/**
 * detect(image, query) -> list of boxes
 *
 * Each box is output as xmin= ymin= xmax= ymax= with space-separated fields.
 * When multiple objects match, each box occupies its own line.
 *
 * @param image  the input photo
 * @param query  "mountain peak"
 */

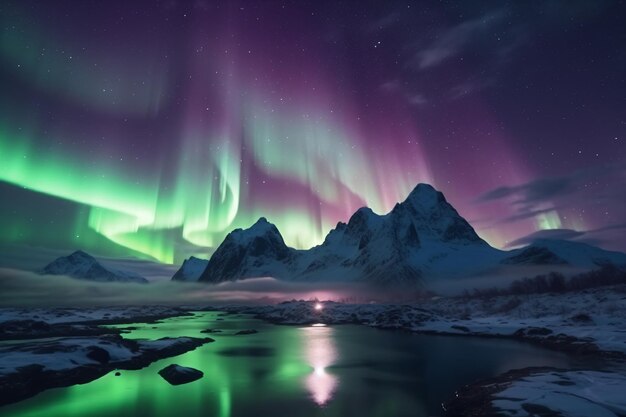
xmin=236 ymin=217 xmax=282 ymax=240
xmin=391 ymin=183 xmax=486 ymax=244
xmin=198 ymin=217 xmax=293 ymax=283
xmin=68 ymin=250 xmax=94 ymax=260
xmin=404 ymin=183 xmax=445 ymax=208
xmin=42 ymin=251 xmax=148 ymax=283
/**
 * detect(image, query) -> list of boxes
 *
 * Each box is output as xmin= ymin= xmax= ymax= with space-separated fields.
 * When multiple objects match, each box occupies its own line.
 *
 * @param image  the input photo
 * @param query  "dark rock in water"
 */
xmin=158 ymin=364 xmax=203 ymax=385
xmin=115 ymin=372 xmax=121 ymax=376
xmin=234 ymin=329 xmax=258 ymax=335
xmin=200 ymin=328 xmax=222 ymax=334
xmin=86 ymin=346 xmax=110 ymax=364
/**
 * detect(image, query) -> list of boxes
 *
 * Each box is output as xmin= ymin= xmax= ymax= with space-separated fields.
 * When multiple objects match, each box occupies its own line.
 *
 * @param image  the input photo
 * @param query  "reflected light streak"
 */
xmin=302 ymin=326 xmax=338 ymax=406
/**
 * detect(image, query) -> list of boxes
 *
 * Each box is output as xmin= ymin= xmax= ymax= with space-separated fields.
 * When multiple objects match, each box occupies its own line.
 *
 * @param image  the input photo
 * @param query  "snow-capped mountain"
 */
xmin=171 ymin=256 xmax=209 ymax=282
xmin=42 ymin=250 xmax=148 ymax=283
xmin=503 ymin=239 xmax=626 ymax=268
xmin=301 ymin=184 xmax=500 ymax=283
xmin=198 ymin=218 xmax=295 ymax=283
xmin=194 ymin=184 xmax=483 ymax=285
xmin=193 ymin=183 xmax=626 ymax=286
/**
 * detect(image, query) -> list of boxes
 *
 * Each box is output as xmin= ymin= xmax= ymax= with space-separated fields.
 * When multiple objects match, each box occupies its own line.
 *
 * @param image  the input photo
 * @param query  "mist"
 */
xmin=0 ymin=268 xmax=382 ymax=307
xmin=0 ymin=263 xmax=588 ymax=308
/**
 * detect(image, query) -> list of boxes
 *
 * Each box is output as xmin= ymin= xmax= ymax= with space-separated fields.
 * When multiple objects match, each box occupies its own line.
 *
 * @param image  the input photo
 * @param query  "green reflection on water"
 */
xmin=3 ymin=312 xmax=319 ymax=417
xmin=2 ymin=311 xmax=583 ymax=417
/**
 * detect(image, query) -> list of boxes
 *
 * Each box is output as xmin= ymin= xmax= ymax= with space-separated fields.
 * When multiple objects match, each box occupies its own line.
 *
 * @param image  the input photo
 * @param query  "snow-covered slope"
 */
xmin=304 ymin=184 xmax=503 ymax=282
xmin=196 ymin=184 xmax=502 ymax=285
xmin=42 ymin=251 xmax=148 ymax=283
xmin=503 ymin=239 xmax=626 ymax=268
xmin=194 ymin=183 xmax=626 ymax=287
xmin=171 ymin=256 xmax=209 ymax=282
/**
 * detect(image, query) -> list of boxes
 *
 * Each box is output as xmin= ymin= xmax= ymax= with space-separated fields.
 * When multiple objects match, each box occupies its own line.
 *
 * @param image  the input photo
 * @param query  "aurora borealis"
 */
xmin=1 ymin=1 xmax=625 ymax=264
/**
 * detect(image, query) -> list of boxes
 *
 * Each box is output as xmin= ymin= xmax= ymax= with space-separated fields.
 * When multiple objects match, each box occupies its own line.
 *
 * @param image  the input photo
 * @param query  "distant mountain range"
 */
xmin=173 ymin=183 xmax=626 ymax=286
xmin=42 ymin=250 xmax=148 ymax=283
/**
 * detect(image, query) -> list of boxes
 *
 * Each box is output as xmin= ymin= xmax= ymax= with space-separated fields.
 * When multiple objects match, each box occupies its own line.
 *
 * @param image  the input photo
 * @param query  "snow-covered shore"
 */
xmin=211 ymin=284 xmax=626 ymax=358
xmin=0 ymin=305 xmax=189 ymax=325
xmin=207 ymin=285 xmax=626 ymax=416
xmin=0 ymin=307 xmax=212 ymax=407
xmin=0 ymin=333 xmax=214 ymax=406
xmin=0 ymin=285 xmax=624 ymax=414
xmin=491 ymin=370 xmax=626 ymax=417
xmin=444 ymin=367 xmax=626 ymax=417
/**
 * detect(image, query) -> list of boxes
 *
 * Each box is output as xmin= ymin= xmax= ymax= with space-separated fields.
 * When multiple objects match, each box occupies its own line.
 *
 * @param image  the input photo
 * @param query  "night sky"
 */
xmin=1 ymin=0 xmax=625 ymax=265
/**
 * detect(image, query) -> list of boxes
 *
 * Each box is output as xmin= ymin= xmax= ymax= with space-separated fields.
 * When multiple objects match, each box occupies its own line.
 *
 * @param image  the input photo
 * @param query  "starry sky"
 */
xmin=1 ymin=0 xmax=625 ymax=265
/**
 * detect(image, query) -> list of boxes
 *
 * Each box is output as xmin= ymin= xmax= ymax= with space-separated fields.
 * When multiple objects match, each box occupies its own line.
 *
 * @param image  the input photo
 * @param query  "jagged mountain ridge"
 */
xmin=190 ymin=184 xmax=493 ymax=285
xmin=43 ymin=250 xmax=149 ymax=283
xmin=190 ymin=184 xmax=626 ymax=286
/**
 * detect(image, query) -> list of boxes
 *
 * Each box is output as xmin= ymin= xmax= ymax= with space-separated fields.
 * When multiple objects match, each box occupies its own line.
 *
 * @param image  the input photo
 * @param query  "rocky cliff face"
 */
xmin=198 ymin=218 xmax=296 ymax=283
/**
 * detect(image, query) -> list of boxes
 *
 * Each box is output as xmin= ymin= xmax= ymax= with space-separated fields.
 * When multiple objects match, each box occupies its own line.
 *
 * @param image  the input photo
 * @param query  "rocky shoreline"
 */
xmin=443 ymin=367 xmax=562 ymax=417
xmin=0 ymin=307 xmax=212 ymax=407
xmin=207 ymin=295 xmax=626 ymax=362
xmin=443 ymin=366 xmax=626 ymax=417
xmin=0 ymin=333 xmax=213 ymax=406
xmin=202 ymin=288 xmax=626 ymax=416
xmin=2 ymin=287 xmax=625 ymax=413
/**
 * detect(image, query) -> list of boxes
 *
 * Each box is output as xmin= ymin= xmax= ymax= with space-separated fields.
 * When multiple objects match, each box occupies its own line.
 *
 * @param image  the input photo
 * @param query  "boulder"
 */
xmin=158 ymin=364 xmax=203 ymax=385
xmin=234 ymin=329 xmax=258 ymax=335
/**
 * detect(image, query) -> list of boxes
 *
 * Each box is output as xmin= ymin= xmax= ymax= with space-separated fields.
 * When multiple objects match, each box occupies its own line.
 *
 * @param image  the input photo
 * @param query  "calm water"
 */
xmin=2 ymin=312 xmax=592 ymax=417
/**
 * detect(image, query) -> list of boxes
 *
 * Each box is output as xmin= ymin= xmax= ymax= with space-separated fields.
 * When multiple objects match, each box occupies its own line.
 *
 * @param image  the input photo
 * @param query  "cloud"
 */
xmin=506 ymin=228 xmax=586 ymax=248
xmin=448 ymin=78 xmax=496 ymax=100
xmin=379 ymin=80 xmax=428 ymax=106
xmin=477 ymin=163 xmax=626 ymax=209
xmin=379 ymin=80 xmax=401 ymax=93
xmin=505 ymin=223 xmax=626 ymax=250
xmin=367 ymin=10 xmax=401 ymax=32
xmin=407 ymin=94 xmax=428 ymax=106
xmin=476 ymin=163 xmax=626 ymax=251
xmin=477 ymin=176 xmax=576 ymax=205
xmin=413 ymin=11 xmax=505 ymax=70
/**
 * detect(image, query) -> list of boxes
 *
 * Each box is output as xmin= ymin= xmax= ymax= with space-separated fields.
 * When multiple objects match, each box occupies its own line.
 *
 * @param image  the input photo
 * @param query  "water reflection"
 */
xmin=1 ymin=313 xmax=583 ymax=417
xmin=302 ymin=325 xmax=338 ymax=406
